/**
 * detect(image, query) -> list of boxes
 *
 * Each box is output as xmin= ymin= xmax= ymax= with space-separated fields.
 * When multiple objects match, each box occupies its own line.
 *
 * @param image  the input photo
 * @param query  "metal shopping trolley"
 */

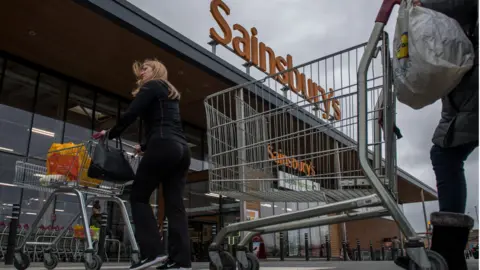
xmin=12 ymin=140 xmax=141 ymax=270
xmin=204 ymin=1 xmax=446 ymax=269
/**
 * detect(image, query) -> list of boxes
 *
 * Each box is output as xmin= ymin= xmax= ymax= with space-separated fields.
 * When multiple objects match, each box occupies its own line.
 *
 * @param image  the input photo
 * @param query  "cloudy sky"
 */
xmin=127 ymin=0 xmax=479 ymax=231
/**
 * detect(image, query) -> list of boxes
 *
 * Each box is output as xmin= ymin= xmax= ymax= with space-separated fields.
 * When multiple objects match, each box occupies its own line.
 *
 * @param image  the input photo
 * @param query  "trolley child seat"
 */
xmin=12 ymin=140 xmax=142 ymax=270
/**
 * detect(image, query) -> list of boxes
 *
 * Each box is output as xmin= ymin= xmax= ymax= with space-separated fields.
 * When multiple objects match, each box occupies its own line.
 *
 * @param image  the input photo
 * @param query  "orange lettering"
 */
xmin=232 ymin=24 xmax=250 ymax=62
xmin=275 ymin=56 xmax=288 ymax=84
xmin=259 ymin=42 xmax=276 ymax=74
xmin=250 ymin=27 xmax=259 ymax=66
xmin=210 ymin=0 xmax=232 ymax=45
xmin=210 ymin=1 xmax=342 ymax=120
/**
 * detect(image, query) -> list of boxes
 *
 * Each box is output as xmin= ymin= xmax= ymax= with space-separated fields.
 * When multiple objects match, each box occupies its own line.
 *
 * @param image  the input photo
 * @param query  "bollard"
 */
xmin=356 ymin=239 xmax=361 ymax=261
xmin=381 ymin=244 xmax=385 ymax=261
xmin=212 ymin=224 xmax=217 ymax=238
xmin=326 ymin=235 xmax=331 ymax=261
xmin=346 ymin=242 xmax=351 ymax=260
xmin=97 ymin=213 xmax=108 ymax=260
xmin=342 ymin=240 xmax=347 ymax=261
xmin=369 ymin=240 xmax=375 ymax=261
xmin=163 ymin=218 xmax=168 ymax=253
xmin=279 ymin=232 xmax=285 ymax=261
xmin=5 ymin=204 xmax=20 ymax=265
xmin=304 ymin=233 xmax=309 ymax=261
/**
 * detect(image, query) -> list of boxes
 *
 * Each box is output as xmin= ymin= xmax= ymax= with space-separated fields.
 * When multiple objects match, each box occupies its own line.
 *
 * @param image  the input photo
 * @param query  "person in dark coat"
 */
xmin=395 ymin=0 xmax=478 ymax=269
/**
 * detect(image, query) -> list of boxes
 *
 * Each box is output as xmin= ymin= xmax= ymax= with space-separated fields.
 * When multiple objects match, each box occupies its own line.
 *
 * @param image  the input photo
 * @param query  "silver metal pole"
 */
xmin=334 ymin=141 xmax=347 ymax=242
xmin=357 ymin=23 xmax=417 ymax=239
xmin=420 ymin=190 xmax=430 ymax=248
xmin=235 ymin=88 xmax=247 ymax=240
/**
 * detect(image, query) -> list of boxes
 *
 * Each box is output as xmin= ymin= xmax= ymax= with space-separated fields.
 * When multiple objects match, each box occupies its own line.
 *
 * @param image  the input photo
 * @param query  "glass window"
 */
xmin=308 ymin=202 xmax=322 ymax=257
xmin=28 ymin=74 xmax=67 ymax=158
xmin=274 ymin=202 xmax=285 ymax=251
xmin=19 ymin=159 xmax=53 ymax=226
xmin=0 ymin=153 xmax=22 ymax=222
xmin=184 ymin=182 xmax=219 ymax=216
xmin=286 ymin=202 xmax=299 ymax=256
xmin=64 ymin=85 xmax=95 ymax=144
xmin=319 ymin=202 xmax=330 ymax=245
xmin=119 ymin=101 xmax=141 ymax=156
xmin=184 ymin=125 xmax=206 ymax=171
xmin=260 ymin=202 xmax=276 ymax=256
xmin=94 ymin=94 xmax=118 ymax=132
xmin=298 ymin=202 xmax=309 ymax=256
xmin=0 ymin=61 xmax=37 ymax=155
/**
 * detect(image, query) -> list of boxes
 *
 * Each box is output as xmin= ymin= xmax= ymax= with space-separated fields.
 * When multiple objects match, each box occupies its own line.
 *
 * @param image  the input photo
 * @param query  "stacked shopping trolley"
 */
xmin=11 ymin=140 xmax=141 ymax=270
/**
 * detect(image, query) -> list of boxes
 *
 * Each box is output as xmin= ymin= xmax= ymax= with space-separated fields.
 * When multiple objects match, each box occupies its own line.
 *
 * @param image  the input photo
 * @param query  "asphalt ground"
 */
xmin=0 ymin=259 xmax=477 ymax=270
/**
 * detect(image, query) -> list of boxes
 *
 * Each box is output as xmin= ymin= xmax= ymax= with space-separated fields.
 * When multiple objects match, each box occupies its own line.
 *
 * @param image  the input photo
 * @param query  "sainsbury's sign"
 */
xmin=209 ymin=0 xmax=341 ymax=121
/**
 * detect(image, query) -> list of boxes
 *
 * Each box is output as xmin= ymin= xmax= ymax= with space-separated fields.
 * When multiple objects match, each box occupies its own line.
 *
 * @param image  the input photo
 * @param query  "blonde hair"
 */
xmin=132 ymin=59 xmax=180 ymax=99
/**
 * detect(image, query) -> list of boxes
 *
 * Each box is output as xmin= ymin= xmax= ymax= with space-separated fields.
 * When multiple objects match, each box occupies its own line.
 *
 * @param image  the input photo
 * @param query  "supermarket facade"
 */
xmin=0 ymin=0 xmax=437 ymax=260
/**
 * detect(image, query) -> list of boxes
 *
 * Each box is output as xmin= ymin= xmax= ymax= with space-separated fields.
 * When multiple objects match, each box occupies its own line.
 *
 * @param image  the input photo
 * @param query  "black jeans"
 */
xmin=130 ymin=137 xmax=191 ymax=267
xmin=430 ymin=141 xmax=478 ymax=213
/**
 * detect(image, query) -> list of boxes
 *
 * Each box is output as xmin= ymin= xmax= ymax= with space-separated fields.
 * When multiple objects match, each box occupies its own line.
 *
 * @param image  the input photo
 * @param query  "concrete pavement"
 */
xmin=0 ymin=260 xmax=478 ymax=270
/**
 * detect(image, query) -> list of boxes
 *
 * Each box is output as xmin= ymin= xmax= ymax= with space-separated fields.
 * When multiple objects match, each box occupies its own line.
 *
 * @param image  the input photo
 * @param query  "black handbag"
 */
xmin=87 ymin=137 xmax=135 ymax=183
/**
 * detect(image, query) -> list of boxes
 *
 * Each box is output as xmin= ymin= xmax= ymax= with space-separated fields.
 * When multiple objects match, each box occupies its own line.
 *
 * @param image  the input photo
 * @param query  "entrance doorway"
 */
xmin=189 ymin=218 xmax=217 ymax=262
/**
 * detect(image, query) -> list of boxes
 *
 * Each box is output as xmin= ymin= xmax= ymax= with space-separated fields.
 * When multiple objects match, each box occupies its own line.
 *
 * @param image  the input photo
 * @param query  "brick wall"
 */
xmin=344 ymin=217 xmax=400 ymax=250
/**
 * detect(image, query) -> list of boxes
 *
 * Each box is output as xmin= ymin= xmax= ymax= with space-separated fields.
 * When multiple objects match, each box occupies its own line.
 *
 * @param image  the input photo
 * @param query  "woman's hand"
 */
xmin=134 ymin=145 xmax=144 ymax=156
xmin=92 ymin=130 xmax=107 ymax=140
xmin=413 ymin=0 xmax=422 ymax=6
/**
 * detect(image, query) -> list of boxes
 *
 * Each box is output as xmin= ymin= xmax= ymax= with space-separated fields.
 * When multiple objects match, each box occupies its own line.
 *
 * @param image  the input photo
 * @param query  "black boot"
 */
xmin=394 ymin=212 xmax=474 ymax=270
xmin=429 ymin=212 xmax=474 ymax=270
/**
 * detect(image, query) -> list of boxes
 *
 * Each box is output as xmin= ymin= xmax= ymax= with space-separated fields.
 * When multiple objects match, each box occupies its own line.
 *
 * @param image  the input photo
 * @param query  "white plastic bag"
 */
xmin=393 ymin=0 xmax=475 ymax=110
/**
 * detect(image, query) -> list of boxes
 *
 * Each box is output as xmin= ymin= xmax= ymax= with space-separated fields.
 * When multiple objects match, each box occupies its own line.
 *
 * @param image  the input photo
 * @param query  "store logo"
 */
xmin=267 ymin=145 xmax=316 ymax=176
xmin=209 ymin=0 xmax=341 ymax=121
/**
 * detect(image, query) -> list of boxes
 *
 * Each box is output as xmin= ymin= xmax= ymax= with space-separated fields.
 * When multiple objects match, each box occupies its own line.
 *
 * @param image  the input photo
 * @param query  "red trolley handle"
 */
xmin=375 ymin=0 xmax=401 ymax=23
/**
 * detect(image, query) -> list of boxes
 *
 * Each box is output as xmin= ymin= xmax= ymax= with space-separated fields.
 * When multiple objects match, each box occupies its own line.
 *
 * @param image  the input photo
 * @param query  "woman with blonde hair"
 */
xmin=93 ymin=59 xmax=191 ymax=270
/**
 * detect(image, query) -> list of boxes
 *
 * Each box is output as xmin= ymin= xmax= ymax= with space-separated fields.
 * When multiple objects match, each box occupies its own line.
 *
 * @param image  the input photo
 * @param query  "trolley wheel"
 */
xmin=44 ymin=253 xmax=59 ymax=270
xmin=209 ymin=251 xmax=236 ymax=270
xmin=238 ymin=252 xmax=260 ymax=270
xmin=84 ymin=254 xmax=102 ymax=270
xmin=14 ymin=252 xmax=30 ymax=270
xmin=408 ymin=250 xmax=448 ymax=270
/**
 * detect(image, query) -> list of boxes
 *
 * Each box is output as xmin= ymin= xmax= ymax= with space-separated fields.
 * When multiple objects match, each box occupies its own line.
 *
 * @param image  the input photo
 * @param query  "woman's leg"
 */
xmin=163 ymin=144 xmax=191 ymax=268
xmin=130 ymin=154 xmax=165 ymax=259
xmin=430 ymin=142 xmax=477 ymax=213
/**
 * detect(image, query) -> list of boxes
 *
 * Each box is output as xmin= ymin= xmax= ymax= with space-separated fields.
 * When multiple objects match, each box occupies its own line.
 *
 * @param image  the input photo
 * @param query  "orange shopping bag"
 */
xmin=46 ymin=143 xmax=82 ymax=181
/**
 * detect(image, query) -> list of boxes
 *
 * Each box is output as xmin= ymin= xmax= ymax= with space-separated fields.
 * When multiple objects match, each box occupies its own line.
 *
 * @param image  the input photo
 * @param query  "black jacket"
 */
xmin=422 ymin=0 xmax=479 ymax=147
xmin=108 ymin=80 xmax=187 ymax=150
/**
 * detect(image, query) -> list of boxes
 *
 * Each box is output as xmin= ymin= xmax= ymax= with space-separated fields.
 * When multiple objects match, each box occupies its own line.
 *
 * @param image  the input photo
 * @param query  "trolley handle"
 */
xmin=375 ymin=0 xmax=401 ymax=23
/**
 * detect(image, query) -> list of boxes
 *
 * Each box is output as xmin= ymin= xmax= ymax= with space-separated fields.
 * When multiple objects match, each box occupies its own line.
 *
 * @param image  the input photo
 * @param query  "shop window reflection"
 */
xmin=308 ymin=202 xmax=322 ymax=256
xmin=274 ymin=202 xmax=285 ymax=251
xmin=260 ymin=202 xmax=275 ymax=256
xmin=298 ymin=202 xmax=309 ymax=256
xmin=64 ymin=85 xmax=95 ymax=144
xmin=28 ymin=74 xmax=67 ymax=158
xmin=0 ymin=153 xmax=22 ymax=222
xmin=184 ymin=182 xmax=220 ymax=216
xmin=119 ymin=102 xmax=141 ymax=156
xmin=0 ymin=61 xmax=37 ymax=155
xmin=286 ymin=202 xmax=299 ymax=257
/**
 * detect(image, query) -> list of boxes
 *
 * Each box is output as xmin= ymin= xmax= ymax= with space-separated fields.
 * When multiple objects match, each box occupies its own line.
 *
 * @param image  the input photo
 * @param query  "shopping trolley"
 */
xmin=12 ymin=140 xmax=141 ymax=270
xmin=204 ymin=1 xmax=446 ymax=269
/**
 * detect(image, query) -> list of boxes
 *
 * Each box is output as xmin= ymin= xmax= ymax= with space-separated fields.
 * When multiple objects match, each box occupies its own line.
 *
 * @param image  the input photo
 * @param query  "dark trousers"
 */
xmin=130 ymin=137 xmax=191 ymax=267
xmin=430 ymin=141 xmax=478 ymax=213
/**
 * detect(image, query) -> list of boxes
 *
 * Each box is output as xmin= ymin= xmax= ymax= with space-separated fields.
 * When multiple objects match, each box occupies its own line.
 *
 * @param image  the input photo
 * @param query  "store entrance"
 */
xmin=189 ymin=217 xmax=217 ymax=262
